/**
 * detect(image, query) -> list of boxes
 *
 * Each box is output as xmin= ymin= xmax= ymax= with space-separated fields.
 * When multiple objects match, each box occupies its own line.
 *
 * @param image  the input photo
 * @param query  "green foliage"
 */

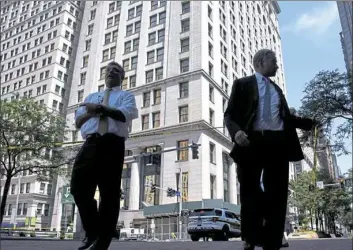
xmin=289 ymin=171 xmax=319 ymax=212
xmin=0 ymin=98 xmax=74 ymax=178
xmin=290 ymin=170 xmax=352 ymax=232
xmin=298 ymin=69 xmax=352 ymax=155
xmin=0 ymin=98 xmax=77 ymax=223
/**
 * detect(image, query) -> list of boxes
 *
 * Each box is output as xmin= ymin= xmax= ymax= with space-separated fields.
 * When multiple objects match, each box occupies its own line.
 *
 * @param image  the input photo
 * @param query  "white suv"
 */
xmin=187 ymin=208 xmax=241 ymax=241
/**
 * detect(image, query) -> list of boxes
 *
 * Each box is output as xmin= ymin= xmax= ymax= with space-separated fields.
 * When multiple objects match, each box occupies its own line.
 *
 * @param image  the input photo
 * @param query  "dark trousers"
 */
xmin=70 ymin=133 xmax=125 ymax=241
xmin=235 ymin=131 xmax=289 ymax=249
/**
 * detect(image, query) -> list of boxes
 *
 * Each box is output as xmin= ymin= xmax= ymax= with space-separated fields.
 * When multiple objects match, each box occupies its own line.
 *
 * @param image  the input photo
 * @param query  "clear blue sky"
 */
xmin=278 ymin=1 xmax=351 ymax=174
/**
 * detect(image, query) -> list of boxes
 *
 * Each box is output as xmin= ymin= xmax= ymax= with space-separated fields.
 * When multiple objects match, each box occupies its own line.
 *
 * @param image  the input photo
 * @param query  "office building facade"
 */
xmin=337 ymin=1 xmax=353 ymax=72
xmin=63 ymin=0 xmax=287 ymax=230
xmin=0 ymin=0 xmax=84 ymax=229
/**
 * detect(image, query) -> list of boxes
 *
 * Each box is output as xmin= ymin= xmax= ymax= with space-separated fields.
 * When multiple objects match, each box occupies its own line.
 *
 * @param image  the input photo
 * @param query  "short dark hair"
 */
xmin=107 ymin=61 xmax=125 ymax=79
xmin=253 ymin=49 xmax=275 ymax=69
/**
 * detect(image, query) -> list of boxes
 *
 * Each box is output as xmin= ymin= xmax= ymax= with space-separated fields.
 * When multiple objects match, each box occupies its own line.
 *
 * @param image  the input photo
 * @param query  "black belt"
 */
xmin=251 ymin=130 xmax=284 ymax=136
xmin=86 ymin=133 xmax=123 ymax=140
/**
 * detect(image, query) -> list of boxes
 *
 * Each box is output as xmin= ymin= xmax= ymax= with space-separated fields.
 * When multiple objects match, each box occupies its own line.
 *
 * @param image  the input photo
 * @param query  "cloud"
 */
xmin=283 ymin=2 xmax=339 ymax=35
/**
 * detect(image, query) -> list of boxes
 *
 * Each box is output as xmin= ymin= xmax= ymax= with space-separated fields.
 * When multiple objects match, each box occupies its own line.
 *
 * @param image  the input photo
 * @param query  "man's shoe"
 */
xmin=243 ymin=242 xmax=255 ymax=250
xmin=78 ymin=237 xmax=97 ymax=250
xmin=88 ymin=238 xmax=111 ymax=250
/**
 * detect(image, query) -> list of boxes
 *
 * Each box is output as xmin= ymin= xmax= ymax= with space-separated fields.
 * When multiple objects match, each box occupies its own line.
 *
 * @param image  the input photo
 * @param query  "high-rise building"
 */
xmin=0 ymin=0 xmax=84 ymax=229
xmin=63 ymin=0 xmax=287 ymax=233
xmin=337 ymin=1 xmax=353 ymax=72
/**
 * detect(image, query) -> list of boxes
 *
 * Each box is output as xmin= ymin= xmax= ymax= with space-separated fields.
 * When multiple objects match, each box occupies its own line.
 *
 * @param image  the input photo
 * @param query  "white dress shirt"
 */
xmin=75 ymin=86 xmax=138 ymax=140
xmin=253 ymin=72 xmax=284 ymax=131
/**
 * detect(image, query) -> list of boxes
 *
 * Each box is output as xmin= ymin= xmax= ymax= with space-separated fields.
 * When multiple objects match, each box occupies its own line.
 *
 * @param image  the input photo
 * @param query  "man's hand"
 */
xmin=234 ymin=130 xmax=250 ymax=147
xmin=79 ymin=103 xmax=101 ymax=114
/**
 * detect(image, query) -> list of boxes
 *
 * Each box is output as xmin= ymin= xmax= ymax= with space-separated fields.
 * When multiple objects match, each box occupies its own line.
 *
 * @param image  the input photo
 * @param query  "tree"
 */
xmin=289 ymin=171 xmax=320 ymax=230
xmin=0 ymin=98 xmax=75 ymax=225
xmin=299 ymin=69 xmax=352 ymax=155
xmin=318 ymin=187 xmax=351 ymax=234
xmin=290 ymin=170 xmax=352 ymax=233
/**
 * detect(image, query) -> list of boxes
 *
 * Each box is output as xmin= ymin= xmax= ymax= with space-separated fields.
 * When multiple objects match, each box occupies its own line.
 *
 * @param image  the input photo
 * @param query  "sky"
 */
xmin=277 ymin=1 xmax=351 ymax=174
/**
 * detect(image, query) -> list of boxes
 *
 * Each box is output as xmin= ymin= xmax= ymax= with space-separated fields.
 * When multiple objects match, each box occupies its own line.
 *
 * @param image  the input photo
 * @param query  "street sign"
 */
xmin=316 ymin=181 xmax=324 ymax=189
xmin=61 ymin=185 xmax=75 ymax=204
xmin=176 ymin=191 xmax=181 ymax=197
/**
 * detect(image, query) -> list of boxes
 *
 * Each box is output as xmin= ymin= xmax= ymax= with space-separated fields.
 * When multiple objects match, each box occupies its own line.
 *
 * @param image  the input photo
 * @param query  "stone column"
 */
xmin=229 ymin=162 xmax=237 ymax=204
xmin=128 ymin=148 xmax=141 ymax=210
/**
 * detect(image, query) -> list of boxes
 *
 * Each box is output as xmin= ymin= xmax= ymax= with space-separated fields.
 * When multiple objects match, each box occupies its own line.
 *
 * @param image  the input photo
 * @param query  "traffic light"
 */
xmin=151 ymin=184 xmax=157 ymax=193
xmin=167 ymin=188 xmax=176 ymax=197
xmin=152 ymin=153 xmax=161 ymax=165
xmin=191 ymin=142 xmax=199 ymax=159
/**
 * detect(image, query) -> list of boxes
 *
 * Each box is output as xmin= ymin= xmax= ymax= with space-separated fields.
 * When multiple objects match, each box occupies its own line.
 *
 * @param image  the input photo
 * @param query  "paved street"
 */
xmin=1 ymin=239 xmax=352 ymax=250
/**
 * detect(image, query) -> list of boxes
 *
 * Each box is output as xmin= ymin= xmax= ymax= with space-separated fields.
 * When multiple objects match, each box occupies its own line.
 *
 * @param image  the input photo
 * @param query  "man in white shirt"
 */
xmin=70 ymin=61 xmax=138 ymax=250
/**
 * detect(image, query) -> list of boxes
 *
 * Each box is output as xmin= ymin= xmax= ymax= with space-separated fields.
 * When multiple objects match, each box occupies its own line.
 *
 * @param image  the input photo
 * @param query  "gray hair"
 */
xmin=253 ymin=49 xmax=275 ymax=68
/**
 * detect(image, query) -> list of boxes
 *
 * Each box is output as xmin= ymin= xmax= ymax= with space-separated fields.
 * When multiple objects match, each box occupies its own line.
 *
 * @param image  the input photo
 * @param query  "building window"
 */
xmin=209 ymin=108 xmax=214 ymax=125
xmin=146 ymin=70 xmax=153 ymax=83
xmin=26 ymin=183 xmax=30 ymax=193
xmin=208 ymin=42 xmax=213 ymax=57
xmin=131 ymin=56 xmax=138 ymax=69
xmin=151 ymin=0 xmax=158 ymax=10
xmin=223 ymin=152 xmax=230 ymax=202
xmin=158 ymin=29 xmax=165 ymax=42
xmin=133 ymin=38 xmax=139 ymax=50
xmin=90 ymin=9 xmax=96 ymax=20
xmin=179 ymin=106 xmax=188 ymax=123
xmin=150 ymin=14 xmax=157 ymax=27
xmin=152 ymin=112 xmax=160 ymax=128
xmin=102 ymin=49 xmax=109 ymax=61
xmin=209 ymin=85 xmax=214 ymax=102
xmin=179 ymin=81 xmax=189 ymax=98
xmin=209 ymin=62 xmax=213 ymax=77
xmin=80 ymin=72 xmax=86 ymax=85
xmin=209 ymin=143 xmax=215 ymax=164
xmin=177 ymin=140 xmax=189 ymax=161
xmin=125 ymin=41 xmax=132 ymax=53
xmin=180 ymin=58 xmax=189 ymax=73
xmin=142 ymin=114 xmax=149 ymax=130
xmin=208 ymin=23 xmax=213 ymax=38
xmin=148 ymin=32 xmax=156 ymax=45
xmin=153 ymin=89 xmax=161 ymax=104
xmin=210 ymin=175 xmax=216 ymax=199
xmin=159 ymin=11 xmax=166 ymax=24
xmin=126 ymin=24 xmax=133 ymax=36
xmin=181 ymin=19 xmax=190 ymax=32
xmin=100 ymin=67 xmax=106 ymax=79
xmin=143 ymin=92 xmax=150 ymax=107
xmin=181 ymin=38 xmax=189 ymax=53
xmin=77 ymin=90 xmax=84 ymax=103
xmin=156 ymin=48 xmax=164 ymax=61
xmin=123 ymin=59 xmax=130 ymax=71
xmin=129 ymin=75 xmax=136 ymax=88
xmin=83 ymin=55 xmax=89 ymax=67
xmin=182 ymin=1 xmax=190 ymax=14
xmin=155 ymin=67 xmax=163 ymax=80
xmin=147 ymin=50 xmax=154 ymax=64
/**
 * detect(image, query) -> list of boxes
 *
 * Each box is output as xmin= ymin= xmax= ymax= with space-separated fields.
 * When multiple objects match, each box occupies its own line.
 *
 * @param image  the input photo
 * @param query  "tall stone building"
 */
xmin=63 ymin=0 xmax=286 ymax=233
xmin=0 ymin=0 xmax=84 ymax=229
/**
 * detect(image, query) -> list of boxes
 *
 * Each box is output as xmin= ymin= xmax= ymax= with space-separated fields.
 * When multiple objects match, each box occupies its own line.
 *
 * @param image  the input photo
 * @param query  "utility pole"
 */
xmin=178 ymin=167 xmax=182 ymax=240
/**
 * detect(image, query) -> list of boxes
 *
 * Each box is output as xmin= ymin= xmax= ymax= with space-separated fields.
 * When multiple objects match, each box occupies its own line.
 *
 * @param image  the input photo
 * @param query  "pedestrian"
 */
xmin=224 ymin=49 xmax=317 ymax=250
xmin=70 ymin=61 xmax=138 ymax=250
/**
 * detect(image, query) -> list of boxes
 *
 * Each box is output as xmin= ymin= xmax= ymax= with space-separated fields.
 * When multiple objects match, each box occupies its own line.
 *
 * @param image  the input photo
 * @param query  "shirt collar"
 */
xmin=255 ymin=72 xmax=269 ymax=84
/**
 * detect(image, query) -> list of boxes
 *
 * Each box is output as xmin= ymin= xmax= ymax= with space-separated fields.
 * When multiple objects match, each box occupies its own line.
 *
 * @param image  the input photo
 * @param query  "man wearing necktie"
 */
xmin=224 ymin=49 xmax=317 ymax=250
xmin=70 ymin=61 xmax=138 ymax=250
